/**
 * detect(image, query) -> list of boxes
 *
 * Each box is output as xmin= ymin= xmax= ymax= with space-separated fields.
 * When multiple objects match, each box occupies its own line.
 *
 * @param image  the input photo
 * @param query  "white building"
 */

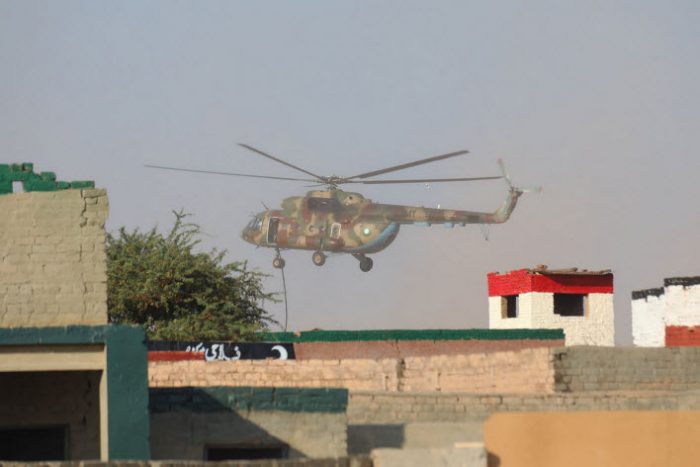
xmin=632 ymin=276 xmax=700 ymax=347
xmin=488 ymin=266 xmax=614 ymax=346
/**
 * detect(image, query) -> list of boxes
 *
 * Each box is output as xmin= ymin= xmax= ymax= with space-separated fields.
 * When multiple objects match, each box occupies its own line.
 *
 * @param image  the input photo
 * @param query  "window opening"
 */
xmin=330 ymin=222 xmax=342 ymax=239
xmin=267 ymin=218 xmax=280 ymax=244
xmin=553 ymin=293 xmax=587 ymax=317
xmin=501 ymin=295 xmax=519 ymax=318
xmin=0 ymin=425 xmax=67 ymax=461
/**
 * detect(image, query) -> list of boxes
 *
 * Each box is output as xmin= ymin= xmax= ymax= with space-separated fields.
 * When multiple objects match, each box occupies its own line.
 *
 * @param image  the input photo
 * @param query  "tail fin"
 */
xmin=491 ymin=159 xmax=541 ymax=223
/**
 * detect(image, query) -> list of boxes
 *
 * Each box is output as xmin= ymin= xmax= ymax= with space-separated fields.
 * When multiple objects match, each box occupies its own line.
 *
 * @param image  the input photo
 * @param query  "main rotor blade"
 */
xmin=344 ymin=149 xmax=469 ymax=180
xmin=144 ymin=164 xmax=319 ymax=182
xmin=349 ymin=175 xmax=503 ymax=185
xmin=238 ymin=143 xmax=326 ymax=181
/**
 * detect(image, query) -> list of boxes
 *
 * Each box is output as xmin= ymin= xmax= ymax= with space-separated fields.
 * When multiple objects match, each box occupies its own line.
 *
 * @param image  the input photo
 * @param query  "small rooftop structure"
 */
xmin=632 ymin=276 xmax=700 ymax=347
xmin=487 ymin=265 xmax=614 ymax=346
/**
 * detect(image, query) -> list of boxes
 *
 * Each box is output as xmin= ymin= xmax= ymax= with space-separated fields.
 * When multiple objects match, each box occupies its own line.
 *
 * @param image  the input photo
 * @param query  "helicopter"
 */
xmin=147 ymin=144 xmax=538 ymax=272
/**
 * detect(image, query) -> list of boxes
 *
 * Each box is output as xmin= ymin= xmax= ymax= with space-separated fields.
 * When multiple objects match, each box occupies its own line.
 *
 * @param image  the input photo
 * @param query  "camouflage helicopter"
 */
xmin=147 ymin=144 xmax=538 ymax=272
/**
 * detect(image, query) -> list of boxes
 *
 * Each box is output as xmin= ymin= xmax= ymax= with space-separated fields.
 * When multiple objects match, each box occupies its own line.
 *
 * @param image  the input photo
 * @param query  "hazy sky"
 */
xmin=1 ymin=1 xmax=698 ymax=343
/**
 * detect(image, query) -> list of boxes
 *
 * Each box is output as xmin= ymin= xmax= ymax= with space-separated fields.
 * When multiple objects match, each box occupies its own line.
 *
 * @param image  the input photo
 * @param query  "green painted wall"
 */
xmin=150 ymin=387 xmax=348 ymax=414
xmin=0 ymin=325 xmax=150 ymax=460
xmin=0 ymin=162 xmax=94 ymax=194
xmin=259 ymin=328 xmax=565 ymax=343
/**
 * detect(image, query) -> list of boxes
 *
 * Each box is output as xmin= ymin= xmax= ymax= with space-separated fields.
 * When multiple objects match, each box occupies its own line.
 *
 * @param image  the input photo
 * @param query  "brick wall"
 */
xmin=151 ymin=347 xmax=700 ymax=395
xmin=149 ymin=348 xmax=556 ymax=393
xmin=149 ymin=359 xmax=400 ymax=391
xmin=666 ymin=326 xmax=700 ymax=347
xmin=293 ymin=339 xmax=563 ymax=360
xmin=553 ymin=346 xmax=700 ymax=392
xmin=0 ymin=189 xmax=108 ymax=326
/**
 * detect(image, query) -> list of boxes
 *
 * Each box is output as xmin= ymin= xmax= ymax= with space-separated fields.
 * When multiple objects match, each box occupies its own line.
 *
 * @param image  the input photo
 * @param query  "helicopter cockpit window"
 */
xmin=307 ymin=197 xmax=338 ymax=212
xmin=247 ymin=217 xmax=263 ymax=232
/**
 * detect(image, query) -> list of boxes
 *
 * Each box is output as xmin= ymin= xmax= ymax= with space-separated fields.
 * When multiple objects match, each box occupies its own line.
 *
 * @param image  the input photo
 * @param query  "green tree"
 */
xmin=106 ymin=211 xmax=276 ymax=341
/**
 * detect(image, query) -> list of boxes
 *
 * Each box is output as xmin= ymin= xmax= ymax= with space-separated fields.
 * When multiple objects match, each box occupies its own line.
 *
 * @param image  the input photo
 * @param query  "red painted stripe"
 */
xmin=488 ymin=269 xmax=613 ymax=296
xmin=148 ymin=351 xmax=205 ymax=362
xmin=666 ymin=326 xmax=700 ymax=347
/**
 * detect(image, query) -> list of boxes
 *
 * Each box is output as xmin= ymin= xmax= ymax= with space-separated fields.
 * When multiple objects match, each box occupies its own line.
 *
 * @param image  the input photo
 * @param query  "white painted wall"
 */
xmin=631 ymin=294 xmax=665 ymax=347
xmin=631 ymin=283 xmax=700 ymax=347
xmin=489 ymin=292 xmax=614 ymax=346
xmin=664 ymin=285 xmax=700 ymax=326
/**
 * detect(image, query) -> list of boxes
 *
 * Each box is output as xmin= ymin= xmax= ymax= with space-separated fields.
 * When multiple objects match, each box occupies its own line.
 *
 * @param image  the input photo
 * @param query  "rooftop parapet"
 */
xmin=0 ymin=162 xmax=94 ymax=194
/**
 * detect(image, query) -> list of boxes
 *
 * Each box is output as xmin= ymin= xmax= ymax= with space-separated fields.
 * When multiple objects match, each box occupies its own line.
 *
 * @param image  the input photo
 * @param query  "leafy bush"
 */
xmin=107 ymin=211 xmax=276 ymax=341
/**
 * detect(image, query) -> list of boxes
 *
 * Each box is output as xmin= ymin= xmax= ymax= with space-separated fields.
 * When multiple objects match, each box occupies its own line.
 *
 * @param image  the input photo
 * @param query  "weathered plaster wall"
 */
xmin=490 ymin=292 xmax=614 ymax=346
xmin=0 ymin=371 xmax=101 ymax=460
xmin=0 ymin=189 xmax=108 ymax=326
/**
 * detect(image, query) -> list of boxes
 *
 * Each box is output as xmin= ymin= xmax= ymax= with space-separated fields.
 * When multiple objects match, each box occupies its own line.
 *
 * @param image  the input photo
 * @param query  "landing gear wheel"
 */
xmin=312 ymin=251 xmax=326 ymax=266
xmin=359 ymin=256 xmax=373 ymax=272
xmin=272 ymin=257 xmax=286 ymax=269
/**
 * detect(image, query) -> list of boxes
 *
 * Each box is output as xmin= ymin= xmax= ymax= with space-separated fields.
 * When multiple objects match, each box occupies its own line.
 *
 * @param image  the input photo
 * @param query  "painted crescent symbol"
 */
xmin=271 ymin=345 xmax=289 ymax=360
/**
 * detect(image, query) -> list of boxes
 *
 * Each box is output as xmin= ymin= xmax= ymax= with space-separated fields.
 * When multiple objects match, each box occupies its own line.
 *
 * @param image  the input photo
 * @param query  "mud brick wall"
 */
xmin=149 ymin=348 xmax=556 ymax=393
xmin=400 ymin=347 xmax=555 ymax=393
xmin=0 ymin=189 xmax=108 ymax=326
xmin=553 ymin=346 xmax=700 ymax=392
xmin=149 ymin=359 xmax=401 ymax=391
xmin=293 ymin=339 xmax=563 ymax=360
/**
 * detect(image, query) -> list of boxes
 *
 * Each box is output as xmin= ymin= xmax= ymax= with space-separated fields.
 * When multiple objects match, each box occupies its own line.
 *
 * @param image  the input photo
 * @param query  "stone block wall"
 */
xmin=347 ymin=390 xmax=700 ymax=425
xmin=552 ymin=346 xmax=700 ymax=392
xmin=0 ymin=189 xmax=109 ymax=326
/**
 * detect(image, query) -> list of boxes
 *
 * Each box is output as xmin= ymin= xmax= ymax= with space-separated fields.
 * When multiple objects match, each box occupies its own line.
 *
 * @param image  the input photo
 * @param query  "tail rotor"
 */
xmin=497 ymin=158 xmax=542 ymax=194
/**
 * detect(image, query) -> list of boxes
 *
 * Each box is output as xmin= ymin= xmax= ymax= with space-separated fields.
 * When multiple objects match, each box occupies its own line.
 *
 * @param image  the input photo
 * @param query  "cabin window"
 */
xmin=501 ymin=295 xmax=519 ymax=319
xmin=307 ymin=197 xmax=338 ymax=211
xmin=267 ymin=218 xmax=280 ymax=244
xmin=553 ymin=293 xmax=587 ymax=317
xmin=330 ymin=222 xmax=341 ymax=239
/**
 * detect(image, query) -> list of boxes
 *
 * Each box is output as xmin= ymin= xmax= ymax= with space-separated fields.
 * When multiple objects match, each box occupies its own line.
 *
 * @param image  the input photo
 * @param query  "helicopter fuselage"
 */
xmin=240 ymin=187 xmax=522 ymax=258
